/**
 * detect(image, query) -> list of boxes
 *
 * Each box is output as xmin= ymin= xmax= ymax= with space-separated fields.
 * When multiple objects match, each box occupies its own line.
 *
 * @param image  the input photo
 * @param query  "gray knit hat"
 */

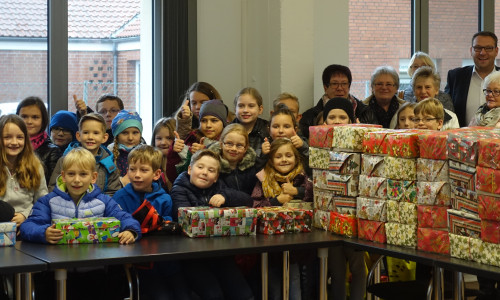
xmin=198 ymin=99 xmax=228 ymax=126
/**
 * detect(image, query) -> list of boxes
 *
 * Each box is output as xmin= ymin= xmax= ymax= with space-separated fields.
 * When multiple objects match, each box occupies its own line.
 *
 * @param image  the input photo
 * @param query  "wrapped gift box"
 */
xmin=481 ymin=220 xmax=500 ymax=244
xmin=357 ymin=219 xmax=386 ymax=243
xmin=284 ymin=200 xmax=313 ymax=210
xmin=386 ymin=222 xmax=417 ymax=248
xmin=356 ymin=196 xmax=387 ymax=222
xmin=387 ymin=200 xmax=417 ymax=225
xmin=312 ymin=169 xmax=359 ymax=196
xmin=178 ymin=207 xmax=258 ymax=238
xmin=449 ymin=233 xmax=482 ymax=261
xmin=313 ymin=188 xmax=335 ymax=211
xmin=449 ymin=160 xmax=476 ymax=191
xmin=362 ymin=129 xmax=396 ymax=155
xmin=289 ymin=208 xmax=313 ymax=233
xmin=478 ymin=138 xmax=500 ymax=170
xmin=329 ymin=212 xmax=357 ymax=237
xmin=384 ymin=157 xmax=417 ymax=181
xmin=479 ymin=240 xmax=500 ymax=267
xmin=447 ymin=130 xmax=500 ymax=166
xmin=359 ymin=175 xmax=387 ymax=199
xmin=451 ymin=185 xmax=478 ymax=215
xmin=416 ymin=158 xmax=449 ymax=182
xmin=387 ymin=179 xmax=417 ymax=203
xmin=416 ymin=181 xmax=451 ymax=206
xmin=309 ymin=125 xmax=335 ymax=149
xmin=387 ymin=132 xmax=420 ymax=158
xmin=0 ymin=222 xmax=16 ymax=246
xmin=476 ymin=166 xmax=500 ymax=195
xmin=309 ymin=147 xmax=329 ymax=169
xmin=361 ymin=154 xmax=385 ymax=177
xmin=447 ymin=209 xmax=481 ymax=239
xmin=53 ymin=217 xmax=121 ymax=244
xmin=334 ymin=196 xmax=357 ymax=215
xmin=329 ymin=151 xmax=361 ymax=174
xmin=417 ymin=205 xmax=448 ymax=228
xmin=313 ymin=209 xmax=330 ymax=231
xmin=417 ymin=228 xmax=450 ymax=254
xmin=419 ymin=131 xmax=449 ymax=160
xmin=479 ymin=193 xmax=500 ymax=221
xmin=332 ymin=125 xmax=382 ymax=152
xmin=257 ymin=207 xmax=294 ymax=235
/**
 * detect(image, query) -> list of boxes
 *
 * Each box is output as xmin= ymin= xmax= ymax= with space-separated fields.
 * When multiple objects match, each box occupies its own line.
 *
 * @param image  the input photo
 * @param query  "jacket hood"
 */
xmin=208 ymin=142 xmax=256 ymax=173
xmin=53 ymin=176 xmax=100 ymax=202
xmin=64 ymin=141 xmax=113 ymax=158
xmin=121 ymin=181 xmax=164 ymax=201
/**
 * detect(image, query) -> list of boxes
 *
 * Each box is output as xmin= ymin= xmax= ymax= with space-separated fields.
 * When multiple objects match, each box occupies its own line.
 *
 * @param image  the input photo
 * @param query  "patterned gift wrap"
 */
xmin=449 ymin=233 xmax=482 ymax=262
xmin=334 ymin=196 xmax=357 ymax=215
xmin=359 ymin=175 xmax=387 ymax=199
xmin=329 ymin=151 xmax=361 ymax=174
xmin=386 ymin=222 xmax=417 ymax=248
xmin=329 ymin=212 xmax=357 ymax=237
xmin=481 ymin=220 xmax=500 ymax=244
xmin=476 ymin=166 xmax=500 ymax=195
xmin=361 ymin=154 xmax=385 ymax=177
xmin=313 ymin=188 xmax=335 ymax=211
xmin=362 ymin=129 xmax=397 ymax=155
xmin=178 ymin=207 xmax=258 ymax=238
xmin=312 ymin=169 xmax=359 ymax=196
xmin=418 ymin=131 xmax=449 ymax=160
xmin=309 ymin=147 xmax=329 ymax=169
xmin=384 ymin=157 xmax=417 ymax=181
xmin=257 ymin=207 xmax=295 ymax=235
xmin=313 ymin=209 xmax=330 ymax=231
xmin=309 ymin=125 xmax=335 ymax=149
xmin=387 ymin=132 xmax=420 ymax=158
xmin=289 ymin=208 xmax=313 ymax=233
xmin=53 ymin=217 xmax=121 ymax=244
xmin=417 ymin=205 xmax=448 ymax=228
xmin=356 ymin=196 xmax=387 ymax=222
xmin=447 ymin=130 xmax=500 ymax=166
xmin=387 ymin=179 xmax=417 ymax=203
xmin=479 ymin=240 xmax=500 ymax=267
xmin=449 ymin=160 xmax=476 ymax=191
xmin=417 ymin=228 xmax=450 ymax=254
xmin=387 ymin=200 xmax=417 ymax=225
xmin=357 ymin=219 xmax=386 ymax=243
xmin=447 ymin=209 xmax=481 ymax=239
xmin=0 ymin=222 xmax=16 ymax=246
xmin=451 ymin=185 xmax=478 ymax=215
xmin=416 ymin=158 xmax=449 ymax=182
xmin=283 ymin=200 xmax=313 ymax=210
xmin=416 ymin=181 xmax=451 ymax=206
xmin=478 ymin=193 xmax=500 ymax=221
xmin=478 ymin=138 xmax=500 ymax=169
xmin=331 ymin=125 xmax=382 ymax=152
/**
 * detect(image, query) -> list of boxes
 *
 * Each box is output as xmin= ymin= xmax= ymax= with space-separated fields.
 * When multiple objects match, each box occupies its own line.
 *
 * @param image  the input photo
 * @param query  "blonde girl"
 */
xmin=152 ymin=117 xmax=176 ymax=191
xmin=390 ymin=102 xmax=416 ymax=129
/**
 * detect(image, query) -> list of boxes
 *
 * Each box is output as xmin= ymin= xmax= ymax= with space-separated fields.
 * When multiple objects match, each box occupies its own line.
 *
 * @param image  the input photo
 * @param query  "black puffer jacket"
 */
xmin=232 ymin=118 xmax=269 ymax=157
xmin=36 ymin=139 xmax=62 ymax=184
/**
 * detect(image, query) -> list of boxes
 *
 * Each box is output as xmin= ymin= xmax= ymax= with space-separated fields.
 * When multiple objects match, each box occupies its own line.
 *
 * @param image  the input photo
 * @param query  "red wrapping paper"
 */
xmin=447 ymin=209 xmax=481 ymax=239
xmin=476 ymin=166 xmax=500 ymax=195
xmin=362 ymin=129 xmax=396 ymax=155
xmin=481 ymin=220 xmax=500 ymax=244
xmin=329 ymin=212 xmax=357 ymax=237
xmin=418 ymin=131 xmax=449 ymax=160
xmin=478 ymin=138 xmax=500 ymax=170
xmin=447 ymin=130 xmax=500 ymax=166
xmin=449 ymin=160 xmax=476 ymax=191
xmin=309 ymin=125 xmax=335 ymax=148
xmin=451 ymin=185 xmax=478 ymax=215
xmin=387 ymin=132 xmax=420 ymax=158
xmin=479 ymin=194 xmax=500 ymax=221
xmin=357 ymin=218 xmax=386 ymax=243
xmin=417 ymin=205 xmax=448 ymax=228
xmin=417 ymin=228 xmax=450 ymax=254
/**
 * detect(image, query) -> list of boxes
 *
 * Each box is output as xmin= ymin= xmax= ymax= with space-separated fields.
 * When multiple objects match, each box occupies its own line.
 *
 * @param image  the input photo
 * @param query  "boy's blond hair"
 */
xmin=128 ymin=145 xmax=163 ymax=171
xmin=272 ymin=92 xmax=299 ymax=111
xmin=62 ymin=147 xmax=96 ymax=172
xmin=414 ymin=98 xmax=444 ymax=120
xmin=79 ymin=113 xmax=107 ymax=134
xmin=190 ymin=149 xmax=221 ymax=174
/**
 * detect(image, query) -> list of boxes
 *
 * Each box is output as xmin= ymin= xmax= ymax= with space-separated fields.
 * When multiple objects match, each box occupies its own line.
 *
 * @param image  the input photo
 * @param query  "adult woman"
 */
xmin=470 ymin=72 xmax=500 ymax=127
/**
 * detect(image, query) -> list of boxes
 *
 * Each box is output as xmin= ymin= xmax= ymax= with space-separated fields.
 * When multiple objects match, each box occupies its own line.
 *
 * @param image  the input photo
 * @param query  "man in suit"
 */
xmin=445 ymin=31 xmax=499 ymax=127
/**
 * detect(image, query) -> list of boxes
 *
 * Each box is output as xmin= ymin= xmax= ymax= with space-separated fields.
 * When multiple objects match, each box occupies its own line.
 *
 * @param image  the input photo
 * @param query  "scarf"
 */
xmin=30 ymin=131 xmax=48 ymax=151
xmin=474 ymin=104 xmax=500 ymax=127
xmin=118 ymin=143 xmax=136 ymax=152
xmin=369 ymin=96 xmax=400 ymax=128
xmin=262 ymin=163 xmax=304 ymax=198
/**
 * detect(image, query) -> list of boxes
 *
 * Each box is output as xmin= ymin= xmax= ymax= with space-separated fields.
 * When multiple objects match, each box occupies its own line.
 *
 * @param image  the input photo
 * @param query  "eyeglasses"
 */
xmin=413 ymin=117 xmax=438 ymax=123
xmin=472 ymin=46 xmax=496 ymax=53
xmin=483 ymin=89 xmax=500 ymax=97
xmin=97 ymin=108 xmax=121 ymax=115
xmin=374 ymin=83 xmax=396 ymax=88
xmin=329 ymin=82 xmax=349 ymax=89
xmin=223 ymin=142 xmax=245 ymax=150
xmin=51 ymin=127 xmax=71 ymax=135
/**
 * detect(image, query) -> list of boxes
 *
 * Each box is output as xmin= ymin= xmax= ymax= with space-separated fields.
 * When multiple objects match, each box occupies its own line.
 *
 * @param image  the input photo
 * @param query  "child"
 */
xmin=108 ymin=110 xmax=143 ymax=186
xmin=152 ymin=117 xmax=176 ymax=191
xmin=208 ymin=123 xmax=257 ymax=195
xmin=49 ymin=110 xmax=79 ymax=152
xmin=170 ymin=149 xmax=254 ymax=300
xmin=271 ymin=92 xmax=302 ymax=122
xmin=17 ymin=96 xmax=62 ymax=183
xmin=323 ymin=97 xmax=356 ymax=125
xmin=413 ymin=98 xmax=444 ymax=131
xmin=0 ymin=115 xmax=48 ymax=226
xmin=390 ymin=102 xmax=416 ymax=129
xmin=20 ymin=147 xmax=141 ymax=244
xmin=48 ymin=113 xmax=121 ymax=196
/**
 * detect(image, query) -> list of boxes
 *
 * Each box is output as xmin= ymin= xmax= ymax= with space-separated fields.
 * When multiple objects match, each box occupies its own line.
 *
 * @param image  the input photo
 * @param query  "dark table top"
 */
xmin=0 ymin=246 xmax=46 ymax=274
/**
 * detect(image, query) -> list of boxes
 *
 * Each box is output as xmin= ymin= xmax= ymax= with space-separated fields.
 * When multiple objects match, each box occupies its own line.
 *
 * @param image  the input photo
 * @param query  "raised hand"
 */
xmin=180 ymin=100 xmax=191 ymax=119
xmin=281 ymin=177 xmax=298 ymax=196
xmin=290 ymin=128 xmax=303 ymax=149
xmin=261 ymin=137 xmax=271 ymax=155
xmin=73 ymin=94 xmax=87 ymax=116
xmin=173 ymin=131 xmax=185 ymax=153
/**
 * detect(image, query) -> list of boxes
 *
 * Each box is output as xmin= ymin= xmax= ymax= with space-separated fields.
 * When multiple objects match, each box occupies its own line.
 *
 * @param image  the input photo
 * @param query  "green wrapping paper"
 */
xmin=387 ymin=200 xmax=417 ymax=225
xmin=309 ymin=147 xmax=329 ymax=170
xmin=416 ymin=158 xmax=449 ymax=182
xmin=449 ymin=233 xmax=482 ymax=262
xmin=386 ymin=222 xmax=417 ymax=248
xmin=53 ymin=217 xmax=121 ymax=244
xmin=384 ymin=157 xmax=417 ymax=181
xmin=479 ymin=240 xmax=500 ymax=267
xmin=361 ymin=154 xmax=385 ymax=177
xmin=387 ymin=179 xmax=417 ymax=203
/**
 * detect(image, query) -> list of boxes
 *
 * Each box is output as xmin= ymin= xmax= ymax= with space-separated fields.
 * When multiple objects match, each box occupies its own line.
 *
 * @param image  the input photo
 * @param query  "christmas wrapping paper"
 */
xmin=449 ymin=160 xmax=476 ymax=191
xmin=0 ymin=222 xmax=16 ymax=246
xmin=447 ymin=130 xmax=500 ymax=166
xmin=329 ymin=212 xmax=357 ymax=237
xmin=418 ymin=131 xmax=449 ymax=160
xmin=309 ymin=147 xmax=329 ymax=169
xmin=361 ymin=154 xmax=385 ymax=177
xmin=387 ymin=132 xmax=420 ymax=158
xmin=447 ymin=209 xmax=481 ymax=239
xmin=386 ymin=222 xmax=417 ymax=248
xmin=331 ymin=125 xmax=382 ymax=152
xmin=479 ymin=240 xmax=500 ymax=267
xmin=313 ymin=188 xmax=335 ymax=211
xmin=481 ymin=220 xmax=500 ymax=244
xmin=416 ymin=158 xmax=449 ymax=182
xmin=289 ymin=208 xmax=313 ymax=233
xmin=478 ymin=193 xmax=500 ymax=221
xmin=359 ymin=175 xmax=387 ymax=199
xmin=451 ymin=185 xmax=478 ymax=215
xmin=417 ymin=205 xmax=448 ymax=228
xmin=416 ymin=181 xmax=451 ymax=206
xmin=477 ymin=138 xmax=500 ymax=169
xmin=283 ymin=200 xmax=313 ymax=210
xmin=313 ymin=209 xmax=330 ymax=231
xmin=53 ymin=217 xmax=121 ymax=244
xmin=329 ymin=151 xmax=361 ymax=174
xmin=362 ymin=129 xmax=396 ymax=155
xmin=417 ymin=228 xmax=450 ymax=254
xmin=257 ymin=207 xmax=294 ymax=235
xmin=449 ymin=233 xmax=482 ymax=261
xmin=356 ymin=196 xmax=387 ymax=222
xmin=384 ymin=157 xmax=417 ymax=181
xmin=476 ymin=166 xmax=500 ymax=195
xmin=312 ymin=169 xmax=359 ymax=196
xmin=178 ymin=207 xmax=258 ymax=238
xmin=357 ymin=218 xmax=387 ymax=243
xmin=309 ymin=125 xmax=335 ymax=149
xmin=334 ymin=196 xmax=357 ymax=215
xmin=387 ymin=179 xmax=417 ymax=203
xmin=387 ymin=200 xmax=417 ymax=225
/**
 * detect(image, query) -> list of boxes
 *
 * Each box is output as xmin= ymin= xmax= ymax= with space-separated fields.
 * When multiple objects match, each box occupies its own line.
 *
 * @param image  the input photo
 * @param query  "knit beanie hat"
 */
xmin=198 ymin=99 xmax=228 ymax=126
xmin=323 ymin=97 xmax=356 ymax=123
xmin=49 ymin=110 xmax=78 ymax=140
xmin=111 ymin=110 xmax=143 ymax=137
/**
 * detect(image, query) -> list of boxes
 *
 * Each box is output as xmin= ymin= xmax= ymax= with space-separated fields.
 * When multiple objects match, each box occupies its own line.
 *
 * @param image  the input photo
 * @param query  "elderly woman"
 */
xmin=469 ymin=72 xmax=500 ymax=127
xmin=403 ymin=52 xmax=455 ymax=112
xmin=362 ymin=66 xmax=405 ymax=128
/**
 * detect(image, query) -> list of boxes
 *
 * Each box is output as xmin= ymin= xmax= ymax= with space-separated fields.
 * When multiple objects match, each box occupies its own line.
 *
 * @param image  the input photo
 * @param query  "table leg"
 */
xmin=433 ymin=266 xmax=443 ymax=300
xmin=55 ymin=269 xmax=67 ymax=300
xmin=22 ymin=273 xmax=32 ymax=300
xmin=283 ymin=251 xmax=289 ymax=300
xmin=261 ymin=252 xmax=268 ymax=300
xmin=453 ymin=271 xmax=464 ymax=300
xmin=15 ymin=274 xmax=21 ymax=300
xmin=318 ymin=247 xmax=328 ymax=300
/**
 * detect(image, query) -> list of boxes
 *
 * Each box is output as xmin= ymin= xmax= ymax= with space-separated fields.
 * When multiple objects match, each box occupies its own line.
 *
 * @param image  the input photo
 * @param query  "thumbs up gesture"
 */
xmin=180 ymin=100 xmax=191 ymax=119
xmin=281 ymin=177 xmax=298 ymax=196
xmin=290 ymin=128 xmax=303 ymax=149
xmin=73 ymin=94 xmax=87 ymax=116
xmin=190 ymin=137 xmax=206 ymax=154
xmin=173 ymin=131 xmax=185 ymax=153
xmin=261 ymin=137 xmax=271 ymax=155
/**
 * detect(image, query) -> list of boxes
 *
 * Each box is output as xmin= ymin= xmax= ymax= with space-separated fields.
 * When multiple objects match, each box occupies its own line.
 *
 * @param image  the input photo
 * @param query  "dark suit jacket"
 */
xmin=445 ymin=65 xmax=500 ymax=127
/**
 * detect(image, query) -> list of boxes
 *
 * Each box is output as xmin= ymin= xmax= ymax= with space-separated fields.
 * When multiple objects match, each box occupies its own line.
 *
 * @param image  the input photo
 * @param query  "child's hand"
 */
xmin=290 ymin=129 xmax=303 ymax=149
xmin=73 ymin=94 xmax=87 ymax=116
xmin=209 ymin=194 xmax=226 ymax=207
xmin=11 ymin=213 xmax=26 ymax=226
xmin=277 ymin=193 xmax=293 ymax=204
xmin=173 ymin=131 xmax=185 ymax=153
xmin=45 ymin=224 xmax=63 ymax=244
xmin=261 ymin=137 xmax=271 ymax=155
xmin=190 ymin=137 xmax=206 ymax=154
xmin=180 ymin=100 xmax=191 ymax=119
xmin=281 ymin=178 xmax=298 ymax=196
xmin=118 ymin=230 xmax=136 ymax=245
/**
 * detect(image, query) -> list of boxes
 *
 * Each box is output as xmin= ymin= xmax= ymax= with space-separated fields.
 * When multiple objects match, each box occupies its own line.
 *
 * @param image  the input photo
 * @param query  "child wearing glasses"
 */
xmin=413 ymin=98 xmax=445 ymax=131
